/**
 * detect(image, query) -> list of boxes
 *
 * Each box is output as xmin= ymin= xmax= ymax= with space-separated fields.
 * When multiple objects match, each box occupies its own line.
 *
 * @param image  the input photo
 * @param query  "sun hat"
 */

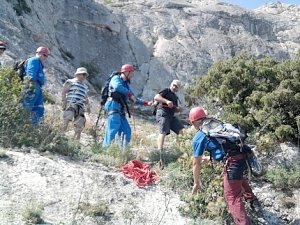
xmin=75 ymin=67 xmax=89 ymax=76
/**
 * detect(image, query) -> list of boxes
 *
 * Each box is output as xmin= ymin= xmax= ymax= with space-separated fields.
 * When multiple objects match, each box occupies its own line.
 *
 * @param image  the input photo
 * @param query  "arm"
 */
xmin=154 ymin=93 xmax=173 ymax=108
xmin=61 ymin=82 xmax=71 ymax=110
xmin=192 ymin=156 xmax=202 ymax=194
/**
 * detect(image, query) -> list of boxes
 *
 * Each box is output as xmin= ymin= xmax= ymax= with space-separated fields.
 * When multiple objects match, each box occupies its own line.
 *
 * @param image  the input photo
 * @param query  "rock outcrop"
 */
xmin=1 ymin=0 xmax=300 ymax=101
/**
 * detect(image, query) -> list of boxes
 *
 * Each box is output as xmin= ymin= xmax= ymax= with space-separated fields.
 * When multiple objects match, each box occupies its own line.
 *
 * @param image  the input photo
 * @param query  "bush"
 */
xmin=90 ymin=143 xmax=134 ymax=167
xmin=266 ymin=164 xmax=300 ymax=190
xmin=186 ymin=53 xmax=300 ymax=145
xmin=21 ymin=201 xmax=44 ymax=224
xmin=79 ymin=201 xmax=111 ymax=219
xmin=0 ymin=67 xmax=80 ymax=156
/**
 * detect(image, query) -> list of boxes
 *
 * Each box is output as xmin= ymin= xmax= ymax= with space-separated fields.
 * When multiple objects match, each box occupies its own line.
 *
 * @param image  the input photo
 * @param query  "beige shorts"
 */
xmin=63 ymin=109 xmax=86 ymax=129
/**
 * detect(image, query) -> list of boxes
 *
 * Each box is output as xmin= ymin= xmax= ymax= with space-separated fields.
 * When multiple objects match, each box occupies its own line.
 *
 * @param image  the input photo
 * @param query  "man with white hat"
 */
xmin=154 ymin=79 xmax=184 ymax=165
xmin=61 ymin=67 xmax=91 ymax=140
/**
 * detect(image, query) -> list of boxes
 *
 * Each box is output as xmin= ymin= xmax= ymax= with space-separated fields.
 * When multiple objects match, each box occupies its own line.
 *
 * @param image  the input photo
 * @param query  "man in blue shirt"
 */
xmin=189 ymin=107 xmax=260 ymax=225
xmin=102 ymin=64 xmax=152 ymax=148
xmin=22 ymin=46 xmax=49 ymax=124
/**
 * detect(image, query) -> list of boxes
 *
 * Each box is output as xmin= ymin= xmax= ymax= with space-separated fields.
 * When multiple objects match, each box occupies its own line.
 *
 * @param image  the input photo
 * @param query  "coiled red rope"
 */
xmin=120 ymin=160 xmax=158 ymax=187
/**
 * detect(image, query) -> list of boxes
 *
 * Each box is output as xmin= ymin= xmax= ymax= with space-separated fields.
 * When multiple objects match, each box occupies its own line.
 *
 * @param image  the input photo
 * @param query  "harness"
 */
xmin=107 ymin=92 xmax=131 ymax=118
xmin=66 ymin=104 xmax=85 ymax=119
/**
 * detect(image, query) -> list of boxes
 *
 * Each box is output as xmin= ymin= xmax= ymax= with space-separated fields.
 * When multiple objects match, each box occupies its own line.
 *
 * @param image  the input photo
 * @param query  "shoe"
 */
xmin=250 ymin=198 xmax=262 ymax=213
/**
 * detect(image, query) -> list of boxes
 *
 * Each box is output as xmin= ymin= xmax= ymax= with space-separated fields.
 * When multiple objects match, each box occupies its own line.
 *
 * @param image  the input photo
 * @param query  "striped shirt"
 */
xmin=65 ymin=78 xmax=88 ymax=108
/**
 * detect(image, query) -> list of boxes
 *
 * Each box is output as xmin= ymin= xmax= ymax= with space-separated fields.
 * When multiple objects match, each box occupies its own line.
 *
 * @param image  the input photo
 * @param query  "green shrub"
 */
xmin=186 ymin=52 xmax=300 ymax=146
xmin=90 ymin=143 xmax=134 ymax=167
xmin=80 ymin=201 xmax=111 ymax=219
xmin=21 ymin=201 xmax=44 ymax=224
xmin=0 ymin=67 xmax=80 ymax=156
xmin=178 ymin=164 xmax=232 ymax=223
xmin=266 ymin=164 xmax=300 ymax=190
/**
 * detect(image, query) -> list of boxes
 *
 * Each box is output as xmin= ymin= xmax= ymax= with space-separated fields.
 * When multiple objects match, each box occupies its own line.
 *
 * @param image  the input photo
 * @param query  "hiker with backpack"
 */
xmin=154 ymin=80 xmax=184 ymax=162
xmin=21 ymin=46 xmax=50 ymax=124
xmin=61 ymin=67 xmax=91 ymax=140
xmin=189 ymin=106 xmax=261 ymax=225
xmin=102 ymin=64 xmax=152 ymax=148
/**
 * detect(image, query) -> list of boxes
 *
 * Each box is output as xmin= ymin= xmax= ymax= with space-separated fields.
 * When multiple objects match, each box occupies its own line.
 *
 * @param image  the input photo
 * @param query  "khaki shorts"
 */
xmin=63 ymin=108 xmax=86 ymax=129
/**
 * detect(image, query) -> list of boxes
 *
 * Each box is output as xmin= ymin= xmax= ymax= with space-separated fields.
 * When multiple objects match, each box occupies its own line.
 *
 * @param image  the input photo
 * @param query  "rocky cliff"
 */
xmin=1 ymin=0 xmax=300 ymax=102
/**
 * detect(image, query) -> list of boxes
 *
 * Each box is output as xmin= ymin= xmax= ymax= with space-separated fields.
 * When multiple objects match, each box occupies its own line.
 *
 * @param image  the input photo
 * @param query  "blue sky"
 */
xmin=223 ymin=0 xmax=300 ymax=9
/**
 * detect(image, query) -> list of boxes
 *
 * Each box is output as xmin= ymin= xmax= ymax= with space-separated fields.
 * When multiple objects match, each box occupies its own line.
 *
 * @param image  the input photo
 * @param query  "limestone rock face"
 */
xmin=1 ymin=0 xmax=300 ymax=101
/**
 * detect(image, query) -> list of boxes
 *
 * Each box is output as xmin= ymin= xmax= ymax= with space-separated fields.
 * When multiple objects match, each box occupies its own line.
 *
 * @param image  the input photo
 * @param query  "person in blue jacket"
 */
xmin=22 ymin=46 xmax=49 ymax=124
xmin=102 ymin=64 xmax=152 ymax=148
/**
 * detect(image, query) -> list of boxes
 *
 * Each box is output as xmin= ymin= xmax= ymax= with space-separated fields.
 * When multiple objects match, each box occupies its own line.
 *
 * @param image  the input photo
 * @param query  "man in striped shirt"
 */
xmin=61 ymin=67 xmax=91 ymax=140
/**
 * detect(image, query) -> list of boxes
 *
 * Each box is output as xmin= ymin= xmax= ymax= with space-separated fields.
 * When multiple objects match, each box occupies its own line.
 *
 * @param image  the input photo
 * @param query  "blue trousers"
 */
xmin=102 ymin=112 xmax=131 ymax=148
xmin=22 ymin=84 xmax=44 ymax=124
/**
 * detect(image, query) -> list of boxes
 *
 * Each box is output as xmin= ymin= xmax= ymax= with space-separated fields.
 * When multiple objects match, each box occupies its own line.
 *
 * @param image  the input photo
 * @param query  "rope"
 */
xmin=120 ymin=160 xmax=158 ymax=187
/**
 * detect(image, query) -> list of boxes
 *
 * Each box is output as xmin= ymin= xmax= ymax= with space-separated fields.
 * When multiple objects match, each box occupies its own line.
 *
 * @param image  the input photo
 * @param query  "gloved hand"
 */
xmin=143 ymin=101 xmax=152 ymax=106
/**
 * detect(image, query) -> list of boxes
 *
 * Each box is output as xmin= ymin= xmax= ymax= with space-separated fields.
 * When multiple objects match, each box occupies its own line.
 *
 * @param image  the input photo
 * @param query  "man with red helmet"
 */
xmin=189 ymin=107 xmax=261 ymax=225
xmin=22 ymin=46 xmax=50 ymax=124
xmin=102 ymin=64 xmax=152 ymax=148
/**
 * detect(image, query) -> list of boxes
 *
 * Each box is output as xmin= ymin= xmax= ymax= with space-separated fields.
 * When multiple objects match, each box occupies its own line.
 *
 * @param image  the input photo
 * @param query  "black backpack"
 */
xmin=100 ymin=71 xmax=121 ymax=106
xmin=13 ymin=59 xmax=27 ymax=81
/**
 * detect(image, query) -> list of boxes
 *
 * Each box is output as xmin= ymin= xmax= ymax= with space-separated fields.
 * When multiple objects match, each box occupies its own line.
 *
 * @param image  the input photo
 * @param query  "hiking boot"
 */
xmin=250 ymin=198 xmax=262 ymax=213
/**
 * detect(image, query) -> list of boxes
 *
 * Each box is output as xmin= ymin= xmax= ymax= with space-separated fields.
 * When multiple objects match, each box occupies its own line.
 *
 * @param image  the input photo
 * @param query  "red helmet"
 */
xmin=121 ymin=64 xmax=134 ymax=73
xmin=189 ymin=107 xmax=207 ymax=123
xmin=0 ymin=40 xmax=6 ymax=50
xmin=36 ymin=46 xmax=49 ymax=56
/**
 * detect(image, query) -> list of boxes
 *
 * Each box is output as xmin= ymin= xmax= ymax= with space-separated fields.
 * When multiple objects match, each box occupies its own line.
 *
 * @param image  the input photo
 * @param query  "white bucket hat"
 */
xmin=171 ymin=79 xmax=181 ymax=88
xmin=75 ymin=67 xmax=89 ymax=76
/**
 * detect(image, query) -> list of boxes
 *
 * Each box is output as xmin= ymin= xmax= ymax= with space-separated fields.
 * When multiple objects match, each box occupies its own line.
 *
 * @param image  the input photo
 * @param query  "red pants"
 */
xmin=223 ymin=156 xmax=256 ymax=225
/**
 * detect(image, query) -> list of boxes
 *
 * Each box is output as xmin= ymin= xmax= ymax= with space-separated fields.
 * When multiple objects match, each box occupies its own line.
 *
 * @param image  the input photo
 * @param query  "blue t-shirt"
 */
xmin=192 ymin=130 xmax=225 ymax=161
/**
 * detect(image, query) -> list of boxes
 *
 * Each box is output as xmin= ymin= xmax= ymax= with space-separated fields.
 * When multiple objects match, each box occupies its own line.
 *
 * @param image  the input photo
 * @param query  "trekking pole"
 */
xmin=95 ymin=106 xmax=103 ymax=127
